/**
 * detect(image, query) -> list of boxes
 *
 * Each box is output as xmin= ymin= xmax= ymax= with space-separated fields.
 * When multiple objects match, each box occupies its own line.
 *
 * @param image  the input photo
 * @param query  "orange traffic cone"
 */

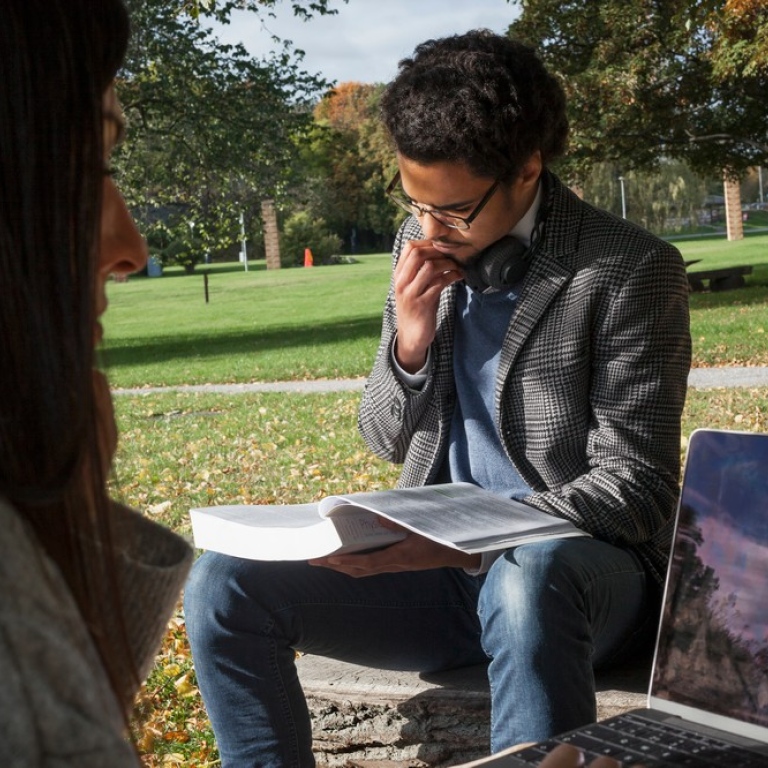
xmin=304 ymin=248 xmax=314 ymax=267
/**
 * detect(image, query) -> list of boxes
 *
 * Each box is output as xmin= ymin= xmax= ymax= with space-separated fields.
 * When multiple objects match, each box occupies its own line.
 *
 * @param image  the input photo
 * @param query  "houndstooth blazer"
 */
xmin=358 ymin=172 xmax=692 ymax=586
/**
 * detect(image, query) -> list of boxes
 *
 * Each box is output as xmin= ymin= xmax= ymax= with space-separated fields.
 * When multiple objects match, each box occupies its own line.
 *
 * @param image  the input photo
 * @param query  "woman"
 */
xmin=0 ymin=1 xmax=192 ymax=765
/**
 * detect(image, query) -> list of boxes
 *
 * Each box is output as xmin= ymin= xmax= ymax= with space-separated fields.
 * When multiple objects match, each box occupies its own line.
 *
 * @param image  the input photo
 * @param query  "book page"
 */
xmin=323 ymin=505 xmax=407 ymax=553
xmin=319 ymin=483 xmax=584 ymax=553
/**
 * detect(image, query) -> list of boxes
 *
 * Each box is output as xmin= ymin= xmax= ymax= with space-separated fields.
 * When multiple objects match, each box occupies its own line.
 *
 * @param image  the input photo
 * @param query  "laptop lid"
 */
xmin=649 ymin=428 xmax=768 ymax=743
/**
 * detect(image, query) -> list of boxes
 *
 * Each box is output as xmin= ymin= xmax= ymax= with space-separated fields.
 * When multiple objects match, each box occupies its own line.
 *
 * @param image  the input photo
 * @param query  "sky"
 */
xmin=212 ymin=0 xmax=520 ymax=86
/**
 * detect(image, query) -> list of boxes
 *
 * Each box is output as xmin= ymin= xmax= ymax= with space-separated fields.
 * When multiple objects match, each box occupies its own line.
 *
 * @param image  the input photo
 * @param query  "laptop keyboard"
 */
xmin=511 ymin=712 xmax=768 ymax=766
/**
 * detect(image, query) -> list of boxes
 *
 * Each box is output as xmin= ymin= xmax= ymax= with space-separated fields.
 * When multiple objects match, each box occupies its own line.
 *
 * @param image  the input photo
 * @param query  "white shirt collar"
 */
xmin=509 ymin=180 xmax=543 ymax=248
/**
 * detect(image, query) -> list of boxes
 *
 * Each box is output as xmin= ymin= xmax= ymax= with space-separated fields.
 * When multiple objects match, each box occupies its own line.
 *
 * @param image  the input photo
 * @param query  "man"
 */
xmin=185 ymin=31 xmax=691 ymax=767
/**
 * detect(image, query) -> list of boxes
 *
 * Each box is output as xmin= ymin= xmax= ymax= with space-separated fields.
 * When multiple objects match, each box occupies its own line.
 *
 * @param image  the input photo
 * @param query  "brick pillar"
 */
xmin=261 ymin=199 xmax=281 ymax=270
xmin=723 ymin=174 xmax=744 ymax=241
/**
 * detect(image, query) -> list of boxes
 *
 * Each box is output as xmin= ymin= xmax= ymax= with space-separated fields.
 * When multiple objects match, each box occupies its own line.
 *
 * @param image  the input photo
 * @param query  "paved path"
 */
xmin=113 ymin=379 xmax=368 ymax=396
xmin=688 ymin=366 xmax=768 ymax=388
xmin=113 ymin=367 xmax=768 ymax=395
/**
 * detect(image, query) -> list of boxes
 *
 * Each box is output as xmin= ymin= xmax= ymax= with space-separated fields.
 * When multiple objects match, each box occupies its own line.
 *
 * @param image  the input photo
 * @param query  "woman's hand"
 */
xmin=539 ymin=744 xmax=638 ymax=768
xmin=539 ymin=745 xmax=614 ymax=767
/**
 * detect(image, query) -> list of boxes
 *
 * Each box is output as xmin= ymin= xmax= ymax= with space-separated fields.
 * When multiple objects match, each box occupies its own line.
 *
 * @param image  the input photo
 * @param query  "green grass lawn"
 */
xmin=673 ymin=229 xmax=768 ymax=273
xmin=103 ymin=254 xmax=392 ymax=387
xmin=679 ymin=234 xmax=768 ymax=366
xmin=104 ymin=234 xmax=768 ymax=388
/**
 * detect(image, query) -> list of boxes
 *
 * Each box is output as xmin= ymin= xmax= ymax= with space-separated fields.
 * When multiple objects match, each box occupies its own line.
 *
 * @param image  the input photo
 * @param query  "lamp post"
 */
xmin=618 ymin=176 xmax=627 ymax=219
xmin=239 ymin=211 xmax=248 ymax=272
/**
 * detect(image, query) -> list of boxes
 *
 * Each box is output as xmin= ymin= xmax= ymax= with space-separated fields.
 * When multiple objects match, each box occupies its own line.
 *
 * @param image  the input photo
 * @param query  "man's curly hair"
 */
xmin=381 ymin=30 xmax=568 ymax=182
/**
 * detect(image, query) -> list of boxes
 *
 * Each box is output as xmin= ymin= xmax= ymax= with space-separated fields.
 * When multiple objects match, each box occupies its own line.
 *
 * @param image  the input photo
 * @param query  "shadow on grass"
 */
xmin=688 ymin=281 xmax=768 ymax=310
xmin=102 ymin=316 xmax=383 ymax=369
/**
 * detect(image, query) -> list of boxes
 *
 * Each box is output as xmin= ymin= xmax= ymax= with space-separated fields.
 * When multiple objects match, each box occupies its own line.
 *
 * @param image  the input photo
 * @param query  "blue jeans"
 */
xmin=184 ymin=538 xmax=655 ymax=767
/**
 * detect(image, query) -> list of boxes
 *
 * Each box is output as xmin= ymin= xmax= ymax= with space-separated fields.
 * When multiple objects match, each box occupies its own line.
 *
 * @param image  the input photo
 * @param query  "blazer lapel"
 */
xmin=496 ymin=253 xmax=572 ymax=389
xmin=496 ymin=175 xmax=581 ymax=389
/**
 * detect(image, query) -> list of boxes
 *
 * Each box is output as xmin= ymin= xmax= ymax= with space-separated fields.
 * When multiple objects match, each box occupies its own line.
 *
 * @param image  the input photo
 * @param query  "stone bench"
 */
xmin=297 ymin=655 xmax=648 ymax=768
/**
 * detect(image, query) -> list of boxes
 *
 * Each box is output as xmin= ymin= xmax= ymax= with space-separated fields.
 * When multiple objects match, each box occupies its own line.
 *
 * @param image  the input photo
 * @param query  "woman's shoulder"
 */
xmin=0 ymin=499 xmax=140 ymax=766
xmin=0 ymin=498 xmax=77 ymax=618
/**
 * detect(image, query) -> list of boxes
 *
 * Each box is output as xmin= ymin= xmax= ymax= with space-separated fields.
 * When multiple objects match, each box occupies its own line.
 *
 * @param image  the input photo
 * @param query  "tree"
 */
xmin=711 ymin=0 xmax=768 ymax=79
xmin=509 ymin=0 xmax=768 ymax=181
xmin=181 ymin=0 xmax=344 ymax=23
xmin=292 ymin=82 xmax=399 ymax=253
xmin=280 ymin=210 xmax=343 ymax=266
xmin=580 ymin=160 xmax=712 ymax=234
xmin=114 ymin=1 xmax=338 ymax=271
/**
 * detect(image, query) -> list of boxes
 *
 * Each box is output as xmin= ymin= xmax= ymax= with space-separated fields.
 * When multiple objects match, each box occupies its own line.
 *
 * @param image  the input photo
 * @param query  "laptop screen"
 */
xmin=651 ymin=429 xmax=768 ymax=735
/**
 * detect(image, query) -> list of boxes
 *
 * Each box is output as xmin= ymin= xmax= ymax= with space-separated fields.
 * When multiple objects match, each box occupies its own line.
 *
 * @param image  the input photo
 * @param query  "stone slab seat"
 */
xmin=297 ymin=654 xmax=649 ymax=768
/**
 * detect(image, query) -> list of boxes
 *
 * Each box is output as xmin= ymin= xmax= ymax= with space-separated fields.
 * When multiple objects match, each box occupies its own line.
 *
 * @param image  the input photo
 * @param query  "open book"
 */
xmin=189 ymin=482 xmax=587 ymax=561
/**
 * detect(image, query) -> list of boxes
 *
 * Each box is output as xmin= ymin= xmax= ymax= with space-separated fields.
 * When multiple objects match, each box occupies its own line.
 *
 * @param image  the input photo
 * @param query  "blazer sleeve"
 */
xmin=358 ymin=218 xmax=439 ymax=464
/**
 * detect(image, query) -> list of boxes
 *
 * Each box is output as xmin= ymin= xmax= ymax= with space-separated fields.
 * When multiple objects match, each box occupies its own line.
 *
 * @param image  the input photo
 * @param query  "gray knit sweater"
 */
xmin=0 ymin=498 xmax=193 ymax=766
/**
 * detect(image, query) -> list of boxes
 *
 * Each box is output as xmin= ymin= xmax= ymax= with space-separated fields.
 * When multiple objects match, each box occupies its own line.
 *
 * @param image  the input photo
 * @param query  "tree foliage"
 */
xmin=712 ymin=0 xmax=768 ymax=78
xmin=182 ymin=0 xmax=343 ymax=23
xmin=293 ymin=81 xmax=398 ymax=252
xmin=115 ymin=0 xmax=337 ymax=270
xmin=280 ymin=210 xmax=343 ymax=266
xmin=509 ymin=0 xmax=768 ymax=181
xmin=580 ymin=160 xmax=713 ymax=235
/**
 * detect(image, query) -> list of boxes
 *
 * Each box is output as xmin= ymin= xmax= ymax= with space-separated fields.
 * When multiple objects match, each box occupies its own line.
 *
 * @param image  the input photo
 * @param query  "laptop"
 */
xmin=465 ymin=428 xmax=768 ymax=766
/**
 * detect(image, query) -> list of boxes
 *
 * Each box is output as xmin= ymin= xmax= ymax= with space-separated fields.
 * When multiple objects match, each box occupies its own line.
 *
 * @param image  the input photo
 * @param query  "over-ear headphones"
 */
xmin=462 ymin=172 xmax=550 ymax=294
xmin=462 ymin=235 xmax=532 ymax=293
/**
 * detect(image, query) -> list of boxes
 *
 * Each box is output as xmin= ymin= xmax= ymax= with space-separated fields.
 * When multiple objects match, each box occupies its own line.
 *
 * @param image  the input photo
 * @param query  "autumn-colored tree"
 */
xmin=294 ymin=81 xmax=398 ymax=252
xmin=314 ymin=81 xmax=379 ymax=132
xmin=711 ymin=0 xmax=768 ymax=77
xmin=509 ymin=0 xmax=768 ymax=181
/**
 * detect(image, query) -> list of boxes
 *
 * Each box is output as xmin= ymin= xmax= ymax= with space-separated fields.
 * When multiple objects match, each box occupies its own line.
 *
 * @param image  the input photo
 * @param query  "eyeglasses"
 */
xmin=385 ymin=171 xmax=500 ymax=231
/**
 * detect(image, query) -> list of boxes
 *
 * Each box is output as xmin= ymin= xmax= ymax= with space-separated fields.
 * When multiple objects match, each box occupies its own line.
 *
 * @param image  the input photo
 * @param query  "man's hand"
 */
xmin=309 ymin=524 xmax=481 ymax=577
xmin=393 ymin=239 xmax=464 ymax=373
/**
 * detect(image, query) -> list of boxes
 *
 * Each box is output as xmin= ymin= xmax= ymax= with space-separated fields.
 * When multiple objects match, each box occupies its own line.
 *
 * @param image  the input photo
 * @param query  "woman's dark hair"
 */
xmin=0 ymin=0 xmax=134 ymax=710
xmin=381 ymin=29 xmax=569 ymax=182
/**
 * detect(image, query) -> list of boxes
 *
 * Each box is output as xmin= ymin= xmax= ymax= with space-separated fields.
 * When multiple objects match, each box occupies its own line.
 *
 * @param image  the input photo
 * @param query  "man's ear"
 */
xmin=519 ymin=151 xmax=543 ymax=190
